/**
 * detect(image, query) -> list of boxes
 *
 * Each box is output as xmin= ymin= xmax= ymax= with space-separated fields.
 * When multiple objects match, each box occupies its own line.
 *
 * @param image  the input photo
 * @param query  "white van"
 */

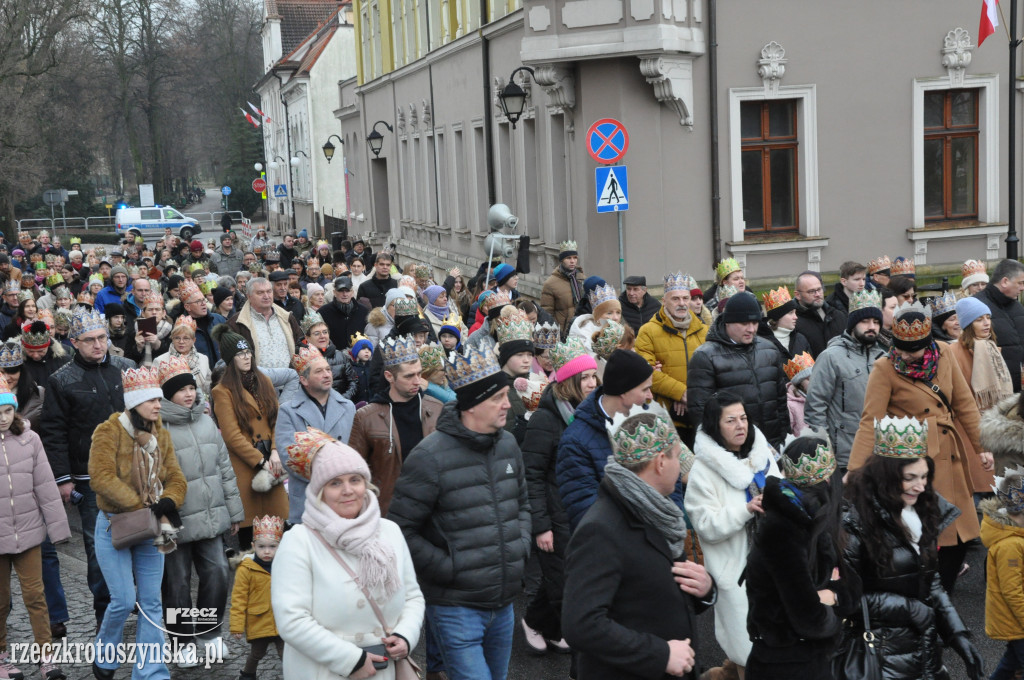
xmin=115 ymin=206 xmax=201 ymax=241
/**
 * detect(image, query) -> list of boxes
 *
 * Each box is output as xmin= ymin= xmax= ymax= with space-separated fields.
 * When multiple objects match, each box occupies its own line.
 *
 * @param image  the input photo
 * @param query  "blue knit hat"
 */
xmin=493 ymin=263 xmax=516 ymax=286
xmin=350 ymin=338 xmax=373 ymax=360
xmin=583 ymin=276 xmax=606 ymax=298
xmin=298 ymin=229 xmax=308 ymax=239
xmin=956 ymin=297 xmax=990 ymax=330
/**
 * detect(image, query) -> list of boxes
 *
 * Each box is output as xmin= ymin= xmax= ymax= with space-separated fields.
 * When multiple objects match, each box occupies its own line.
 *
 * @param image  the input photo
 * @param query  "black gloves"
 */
xmin=950 ymin=633 xmax=985 ymax=680
xmin=150 ymin=498 xmax=182 ymax=527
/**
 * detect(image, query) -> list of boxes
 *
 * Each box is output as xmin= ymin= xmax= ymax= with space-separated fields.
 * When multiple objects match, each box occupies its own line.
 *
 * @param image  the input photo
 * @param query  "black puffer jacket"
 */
xmin=686 ymin=316 xmax=789 ymax=446
xmin=389 ymin=402 xmax=531 ymax=609
xmin=974 ymin=283 xmax=1024 ymax=392
xmin=795 ymin=300 xmax=847 ymax=358
xmin=40 ymin=351 xmax=137 ymax=485
xmin=618 ymin=291 xmax=661 ymax=333
xmin=841 ymin=497 xmax=968 ymax=680
xmin=521 ymin=384 xmax=571 ymax=536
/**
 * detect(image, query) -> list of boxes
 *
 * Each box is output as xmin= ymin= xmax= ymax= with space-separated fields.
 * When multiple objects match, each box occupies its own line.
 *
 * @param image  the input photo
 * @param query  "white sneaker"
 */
xmin=203 ymin=637 xmax=230 ymax=661
xmin=177 ymin=643 xmax=199 ymax=669
xmin=520 ymin=619 xmax=547 ymax=655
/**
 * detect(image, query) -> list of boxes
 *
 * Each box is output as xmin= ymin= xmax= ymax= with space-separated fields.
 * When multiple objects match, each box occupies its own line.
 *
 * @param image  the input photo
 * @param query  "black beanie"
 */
xmin=213 ymin=324 xmax=251 ymax=364
xmin=720 ymin=292 xmax=762 ymax=324
xmin=395 ymin=314 xmax=430 ymax=336
xmin=846 ymin=305 xmax=883 ymax=332
xmin=455 ymin=371 xmax=509 ymax=411
xmin=167 ymin=274 xmax=184 ymax=291
xmin=161 ymin=372 xmax=197 ymax=401
xmin=105 ymin=302 xmax=125 ymax=318
xmin=498 ymin=339 xmax=534 ymax=368
xmin=212 ymin=286 xmax=232 ymax=308
xmin=765 ymin=299 xmax=797 ymax=322
xmin=603 ymin=350 xmax=654 ymax=396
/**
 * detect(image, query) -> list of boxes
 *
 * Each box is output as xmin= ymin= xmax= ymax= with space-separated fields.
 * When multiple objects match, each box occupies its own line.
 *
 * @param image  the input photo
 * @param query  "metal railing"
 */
xmin=15 ymin=211 xmax=245 ymax=234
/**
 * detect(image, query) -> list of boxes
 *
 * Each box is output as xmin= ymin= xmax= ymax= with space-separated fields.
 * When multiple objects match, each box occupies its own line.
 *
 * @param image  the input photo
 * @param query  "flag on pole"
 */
xmin=239 ymin=108 xmax=261 ymax=128
xmin=979 ymin=0 xmax=999 ymax=45
xmin=248 ymin=102 xmax=271 ymax=125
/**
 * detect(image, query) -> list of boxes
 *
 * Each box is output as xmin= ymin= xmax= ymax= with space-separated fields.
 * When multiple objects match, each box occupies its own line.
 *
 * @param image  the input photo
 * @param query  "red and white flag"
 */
xmin=979 ymin=0 xmax=999 ymax=46
xmin=239 ymin=108 xmax=261 ymax=128
xmin=248 ymin=102 xmax=271 ymax=125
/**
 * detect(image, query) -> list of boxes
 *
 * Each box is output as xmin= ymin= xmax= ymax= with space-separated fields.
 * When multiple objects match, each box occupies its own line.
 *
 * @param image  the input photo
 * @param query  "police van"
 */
xmin=115 ymin=206 xmax=201 ymax=242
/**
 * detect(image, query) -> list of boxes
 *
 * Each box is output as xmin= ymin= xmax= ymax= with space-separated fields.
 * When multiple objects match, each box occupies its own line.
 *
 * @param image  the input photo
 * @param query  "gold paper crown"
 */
xmin=664 ymin=272 xmax=697 ymax=293
xmin=783 ymin=351 xmax=815 ymax=382
xmin=592 ymin=320 xmax=626 ymax=360
xmin=558 ymin=240 xmax=578 ymax=253
xmin=20 ymin=320 xmax=50 ymax=350
xmin=480 ymin=291 xmax=512 ymax=314
xmin=293 ymin=345 xmax=324 ymax=374
xmin=929 ymin=290 xmax=958 ymax=318
xmin=588 ymin=283 xmax=617 ymax=309
xmin=715 ymin=257 xmax=742 ymax=282
xmin=440 ymin=312 xmax=463 ymax=332
xmin=445 ymin=346 xmax=502 ymax=390
xmin=892 ymin=301 xmax=932 ymax=343
xmin=418 ymin=343 xmax=446 ymax=373
xmin=532 ymin=322 xmax=560 ymax=350
xmin=285 ymin=428 xmax=337 ymax=480
xmin=69 ymin=237 xmax=81 ymax=245
xmin=0 ymin=340 xmax=21 ymax=368
xmin=873 ymin=415 xmax=928 ymax=459
xmin=349 ymin=331 xmax=370 ymax=348
xmin=45 ymin=273 xmax=62 ymax=288
xmin=849 ymin=289 xmax=882 ymax=314
xmin=157 ymin=355 xmax=192 ymax=386
xmin=393 ymin=297 xmax=420 ymax=319
xmin=606 ymin=402 xmax=687 ymax=467
xmin=493 ymin=309 xmax=533 ymax=345
xmin=122 ymin=366 xmax=161 ymax=394
xmin=252 ymin=515 xmax=285 ymax=542
xmin=549 ymin=336 xmax=591 ymax=373
xmin=891 ymin=256 xmax=915 ymax=277
xmin=762 ymin=286 xmax=793 ymax=313
xmin=868 ymin=255 xmax=891 ymax=275
xmin=300 ymin=311 xmax=325 ymax=335
xmin=178 ymin=280 xmax=203 ymax=303
xmin=962 ymin=258 xmax=987 ymax=279
xmin=35 ymin=310 xmax=53 ymax=327
xmin=382 ymin=335 xmax=420 ymax=367
xmin=88 ymin=274 xmax=104 ymax=286
xmin=76 ymin=290 xmax=92 ymax=303
xmin=780 ymin=433 xmax=836 ymax=486
xmin=173 ymin=315 xmax=197 ymax=333
xmin=993 ymin=465 xmax=1024 ymax=514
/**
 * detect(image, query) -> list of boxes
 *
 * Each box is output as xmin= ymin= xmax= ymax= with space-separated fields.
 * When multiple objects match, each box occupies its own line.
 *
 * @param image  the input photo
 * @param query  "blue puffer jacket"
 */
xmin=556 ymin=388 xmax=685 ymax=532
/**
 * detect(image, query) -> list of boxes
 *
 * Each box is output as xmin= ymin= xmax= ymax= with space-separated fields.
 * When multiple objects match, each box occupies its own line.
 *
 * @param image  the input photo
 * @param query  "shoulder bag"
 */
xmin=109 ymin=508 xmax=161 ymax=550
xmin=311 ymin=529 xmax=423 ymax=680
xmin=833 ymin=597 xmax=882 ymax=680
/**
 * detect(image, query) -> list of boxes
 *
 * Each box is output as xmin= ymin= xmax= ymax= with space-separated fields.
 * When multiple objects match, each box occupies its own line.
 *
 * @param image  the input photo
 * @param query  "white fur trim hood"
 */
xmin=693 ymin=426 xmax=775 ymax=490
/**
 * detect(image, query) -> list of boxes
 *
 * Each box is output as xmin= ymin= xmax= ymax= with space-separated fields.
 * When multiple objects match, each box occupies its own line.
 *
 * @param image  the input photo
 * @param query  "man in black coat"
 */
xmin=793 ymin=271 xmax=847 ymax=358
xmin=562 ymin=408 xmax=714 ymax=680
xmin=356 ymin=251 xmax=398 ymax=309
xmin=974 ymin=258 xmax=1024 ymax=392
xmin=618 ymin=275 xmax=662 ymax=333
xmin=318 ymin=276 xmax=370 ymax=352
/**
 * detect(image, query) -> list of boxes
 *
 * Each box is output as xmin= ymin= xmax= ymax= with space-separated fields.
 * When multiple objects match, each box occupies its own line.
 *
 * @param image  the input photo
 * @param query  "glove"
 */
xmin=949 ymin=633 xmax=985 ymax=680
xmin=162 ymin=507 xmax=183 ymax=529
xmin=150 ymin=497 xmax=176 ymax=519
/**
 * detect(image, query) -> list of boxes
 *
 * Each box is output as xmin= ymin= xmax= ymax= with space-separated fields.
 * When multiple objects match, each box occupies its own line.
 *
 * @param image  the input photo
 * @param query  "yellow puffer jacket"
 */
xmin=635 ymin=307 xmax=707 ymax=426
xmin=230 ymin=556 xmax=278 ymax=639
xmin=981 ymin=499 xmax=1024 ymax=641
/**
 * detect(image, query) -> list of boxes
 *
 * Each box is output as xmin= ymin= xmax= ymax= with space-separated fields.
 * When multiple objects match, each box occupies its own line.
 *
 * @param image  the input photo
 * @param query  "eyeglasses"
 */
xmin=76 ymin=334 xmax=108 ymax=345
xmin=235 ymin=349 xmax=252 ymax=358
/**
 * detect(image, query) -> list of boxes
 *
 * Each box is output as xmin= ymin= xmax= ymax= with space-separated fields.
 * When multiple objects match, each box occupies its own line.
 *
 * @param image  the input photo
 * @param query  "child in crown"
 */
xmin=981 ymin=467 xmax=1024 ymax=679
xmin=230 ymin=514 xmax=285 ymax=679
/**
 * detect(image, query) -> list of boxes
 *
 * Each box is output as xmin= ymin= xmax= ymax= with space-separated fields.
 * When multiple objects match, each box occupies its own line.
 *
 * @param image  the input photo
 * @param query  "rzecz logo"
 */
xmin=166 ymin=608 xmax=219 ymax=625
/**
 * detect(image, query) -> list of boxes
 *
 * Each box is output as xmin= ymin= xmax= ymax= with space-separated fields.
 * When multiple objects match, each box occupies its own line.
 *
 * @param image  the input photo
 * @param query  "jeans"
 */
xmin=427 ymin=603 xmax=514 ymax=680
xmin=77 ymin=481 xmax=110 ymax=624
xmin=991 ymin=638 xmax=1024 ymax=680
xmin=161 ymin=536 xmax=229 ymax=642
xmin=94 ymin=511 xmax=169 ymax=680
xmin=40 ymin=535 xmax=68 ymax=624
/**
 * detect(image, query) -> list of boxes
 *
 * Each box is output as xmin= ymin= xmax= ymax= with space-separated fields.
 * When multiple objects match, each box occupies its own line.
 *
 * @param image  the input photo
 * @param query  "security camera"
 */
xmin=487 ymin=203 xmax=519 ymax=232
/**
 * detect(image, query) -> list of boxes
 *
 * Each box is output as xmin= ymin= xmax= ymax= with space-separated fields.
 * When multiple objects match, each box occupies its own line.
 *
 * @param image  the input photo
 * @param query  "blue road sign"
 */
xmin=273 ymin=184 xmax=288 ymax=198
xmin=596 ymin=165 xmax=628 ymax=213
xmin=221 ymin=186 xmax=232 ymax=196
xmin=586 ymin=118 xmax=629 ymax=164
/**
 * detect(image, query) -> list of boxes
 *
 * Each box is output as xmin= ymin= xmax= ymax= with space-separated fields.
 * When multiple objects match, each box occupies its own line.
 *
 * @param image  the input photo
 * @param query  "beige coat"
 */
xmin=848 ymin=343 xmax=983 ymax=545
xmin=540 ymin=267 xmax=585 ymax=335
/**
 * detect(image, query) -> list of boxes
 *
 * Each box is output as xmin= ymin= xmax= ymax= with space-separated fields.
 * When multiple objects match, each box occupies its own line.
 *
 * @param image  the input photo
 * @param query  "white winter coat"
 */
xmin=568 ymin=314 xmax=602 ymax=352
xmin=271 ymin=520 xmax=425 ymax=680
xmin=684 ymin=426 xmax=781 ymax=665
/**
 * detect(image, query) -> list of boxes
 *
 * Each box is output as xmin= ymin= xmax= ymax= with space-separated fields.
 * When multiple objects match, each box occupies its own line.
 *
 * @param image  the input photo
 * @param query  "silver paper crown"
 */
xmin=4 ymin=280 xmax=19 ymax=295
xmin=558 ymin=240 xmax=578 ymax=253
xmin=300 ymin=310 xmax=325 ymax=335
xmin=382 ymin=335 xmax=420 ymax=367
xmin=533 ymin=322 xmax=560 ymax=351
xmin=928 ymin=290 xmax=958 ymax=318
xmin=849 ymin=289 xmax=882 ymax=314
xmin=588 ymin=283 xmax=617 ymax=309
xmin=445 ymin=346 xmax=502 ymax=390
xmin=0 ymin=340 xmax=22 ymax=368
xmin=993 ymin=465 xmax=1024 ymax=514
xmin=71 ymin=308 xmax=106 ymax=339
xmin=664 ymin=272 xmax=697 ymax=293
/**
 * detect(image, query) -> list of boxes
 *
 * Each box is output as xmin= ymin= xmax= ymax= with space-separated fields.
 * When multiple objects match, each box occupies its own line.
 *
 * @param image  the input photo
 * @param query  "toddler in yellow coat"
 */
xmin=231 ymin=515 xmax=284 ymax=679
xmin=981 ymin=466 xmax=1024 ymax=680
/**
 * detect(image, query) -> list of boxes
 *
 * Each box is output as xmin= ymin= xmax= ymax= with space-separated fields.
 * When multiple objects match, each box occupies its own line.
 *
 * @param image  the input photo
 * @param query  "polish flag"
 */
xmin=239 ymin=108 xmax=261 ymax=128
xmin=979 ymin=0 xmax=999 ymax=46
xmin=248 ymin=102 xmax=271 ymax=125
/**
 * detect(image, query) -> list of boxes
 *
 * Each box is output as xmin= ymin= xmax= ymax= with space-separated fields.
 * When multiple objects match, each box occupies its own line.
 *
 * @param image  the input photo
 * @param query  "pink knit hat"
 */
xmin=555 ymin=353 xmax=598 ymax=383
xmin=307 ymin=441 xmax=371 ymax=498
xmin=551 ymin=336 xmax=598 ymax=383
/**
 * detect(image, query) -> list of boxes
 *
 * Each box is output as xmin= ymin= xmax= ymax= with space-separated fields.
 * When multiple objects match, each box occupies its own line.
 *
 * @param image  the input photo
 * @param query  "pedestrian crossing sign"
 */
xmin=596 ymin=165 xmax=628 ymax=213
xmin=273 ymin=184 xmax=288 ymax=198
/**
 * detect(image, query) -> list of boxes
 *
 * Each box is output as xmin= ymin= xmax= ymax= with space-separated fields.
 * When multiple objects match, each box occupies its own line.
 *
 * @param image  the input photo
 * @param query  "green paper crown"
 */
xmin=873 ymin=415 xmax=928 ymax=459
xmin=606 ymin=402 xmax=687 ymax=468
xmin=849 ymin=289 xmax=882 ymax=314
xmin=493 ymin=309 xmax=533 ymax=345
xmin=715 ymin=257 xmax=741 ymax=281
xmin=418 ymin=342 xmax=446 ymax=373
xmin=592 ymin=320 xmax=625 ymax=360
xmin=549 ymin=336 xmax=590 ymax=373
xmin=393 ymin=297 xmax=420 ymax=318
xmin=780 ymin=435 xmax=836 ymax=486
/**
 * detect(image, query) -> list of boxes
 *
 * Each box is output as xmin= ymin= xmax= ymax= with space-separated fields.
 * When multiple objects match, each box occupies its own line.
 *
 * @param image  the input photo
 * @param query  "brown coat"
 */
xmin=849 ymin=343 xmax=983 ymax=545
xmin=211 ymin=383 xmax=288 ymax=527
xmin=541 ymin=267 xmax=585 ymax=335
xmin=347 ymin=394 xmax=443 ymax=514
xmin=947 ymin=340 xmax=997 ymax=492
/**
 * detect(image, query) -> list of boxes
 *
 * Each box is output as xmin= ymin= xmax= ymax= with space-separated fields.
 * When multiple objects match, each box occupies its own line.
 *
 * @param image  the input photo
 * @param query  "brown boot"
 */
xmin=699 ymin=667 xmax=725 ymax=680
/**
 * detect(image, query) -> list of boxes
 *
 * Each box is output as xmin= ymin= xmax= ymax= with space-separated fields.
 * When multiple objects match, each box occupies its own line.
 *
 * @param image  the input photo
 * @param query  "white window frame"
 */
xmin=911 ymin=75 xmax=998 ymax=228
xmin=728 ymin=84 xmax=818 ymax=242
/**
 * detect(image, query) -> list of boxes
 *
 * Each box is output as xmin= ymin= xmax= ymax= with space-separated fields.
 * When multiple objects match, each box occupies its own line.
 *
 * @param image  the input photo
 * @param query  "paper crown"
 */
xmin=873 ymin=415 xmax=928 ymax=459
xmin=593 ymin=320 xmax=626 ymax=360
xmin=69 ymin=237 xmax=81 ymax=245
xmin=993 ymin=465 xmax=1024 ymax=514
xmin=418 ymin=343 xmax=446 ymax=374
xmin=88 ymin=274 xmax=104 ymax=287
xmin=588 ymin=283 xmax=617 ymax=309
xmin=606 ymin=402 xmax=688 ymax=468
xmin=199 ymin=280 xmax=216 ymax=295
xmin=762 ymin=286 xmax=793 ymax=313
xmin=300 ymin=311 xmax=325 ymax=335
xmin=783 ymin=351 xmax=815 ymax=382
xmin=892 ymin=300 xmax=932 ymax=343
xmin=382 ymin=335 xmax=420 ymax=367
xmin=45 ymin=273 xmax=62 ymax=288
xmin=445 ymin=346 xmax=502 ymax=390
xmin=891 ymin=256 xmax=916 ymax=277
xmin=349 ymin=331 xmax=370 ymax=348
xmin=173 ymin=315 xmax=197 ymax=333
xmin=717 ymin=284 xmax=740 ymax=304
xmin=961 ymin=259 xmax=989 ymax=288
xmin=157 ymin=355 xmax=192 ymax=386
xmin=480 ymin=291 xmax=511 ymax=314
xmin=53 ymin=308 xmax=72 ymax=328
xmin=16 ymin=290 xmax=32 ymax=303
xmin=849 ymin=289 xmax=882 ymax=314
xmin=0 ymin=340 xmax=22 ymax=368
xmin=3 ymin=281 xmax=19 ymax=295
xmin=549 ymin=336 xmax=591 ymax=373
xmin=715 ymin=257 xmax=742 ymax=282
xmin=134 ymin=291 xmax=160 ymax=309
xmin=514 ymin=374 xmax=549 ymax=411
xmin=440 ymin=312 xmax=463 ymax=331
xmin=493 ymin=309 xmax=533 ymax=345
xmin=76 ymin=290 xmax=92 ymax=303
xmin=122 ymin=366 xmax=161 ymax=399
xmin=252 ymin=515 xmax=285 ymax=542
xmin=780 ymin=432 xmax=836 ymax=486
xmin=20 ymin=321 xmax=50 ymax=350
xmin=558 ymin=240 xmax=578 ymax=254
xmin=392 ymin=297 xmax=420 ymax=319
xmin=285 ymin=428 xmax=337 ymax=480
xmin=178 ymin=280 xmax=203 ymax=303
xmin=868 ymin=255 xmax=891 ymax=275
xmin=70 ymin=308 xmax=105 ymax=339
xmin=532 ymin=322 xmax=560 ymax=350
xmin=414 ymin=264 xmax=431 ymax=279
xmin=664 ymin=272 xmax=697 ymax=293
xmin=928 ymin=290 xmax=958 ymax=318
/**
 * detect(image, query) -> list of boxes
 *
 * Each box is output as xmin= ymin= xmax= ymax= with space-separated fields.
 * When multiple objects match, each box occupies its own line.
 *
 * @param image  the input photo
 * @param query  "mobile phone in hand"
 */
xmin=363 ymin=644 xmax=389 ymax=670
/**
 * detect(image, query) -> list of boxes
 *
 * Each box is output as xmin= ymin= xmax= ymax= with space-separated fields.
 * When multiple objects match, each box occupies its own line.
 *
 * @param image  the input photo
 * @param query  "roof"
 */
xmin=277 ymin=0 xmax=345 ymax=55
xmin=276 ymin=5 xmax=342 ymax=77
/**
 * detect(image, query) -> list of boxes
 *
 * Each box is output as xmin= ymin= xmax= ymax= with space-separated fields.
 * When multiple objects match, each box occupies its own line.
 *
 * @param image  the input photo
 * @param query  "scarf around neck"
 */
xmin=560 ymin=264 xmax=582 ymax=304
xmin=888 ymin=342 xmax=939 ymax=382
xmin=117 ymin=412 xmax=163 ymax=505
xmin=426 ymin=301 xmax=449 ymax=320
xmin=971 ymin=337 xmax=1014 ymax=410
xmin=603 ymin=459 xmax=688 ymax=557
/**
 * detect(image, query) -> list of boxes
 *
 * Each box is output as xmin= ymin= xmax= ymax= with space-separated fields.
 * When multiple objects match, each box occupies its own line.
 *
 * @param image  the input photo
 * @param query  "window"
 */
xmin=924 ymin=89 xmax=978 ymax=221
xmin=141 ymin=210 xmax=160 ymax=220
xmin=740 ymin=99 xmax=798 ymax=234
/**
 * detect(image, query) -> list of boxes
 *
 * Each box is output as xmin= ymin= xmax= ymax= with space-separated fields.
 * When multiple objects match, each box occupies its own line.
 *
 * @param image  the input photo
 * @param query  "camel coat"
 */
xmin=211 ymin=383 xmax=289 ymax=527
xmin=946 ymin=340 xmax=997 ymax=492
xmin=848 ymin=343 xmax=983 ymax=545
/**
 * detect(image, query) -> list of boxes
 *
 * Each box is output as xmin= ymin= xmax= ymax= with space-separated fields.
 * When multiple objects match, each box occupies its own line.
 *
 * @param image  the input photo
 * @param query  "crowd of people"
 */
xmin=2 ymin=226 xmax=1024 ymax=680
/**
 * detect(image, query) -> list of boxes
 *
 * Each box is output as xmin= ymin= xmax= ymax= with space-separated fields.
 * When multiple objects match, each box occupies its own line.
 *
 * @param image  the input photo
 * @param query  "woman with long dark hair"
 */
xmin=0 ymin=339 xmax=43 ymax=422
xmin=3 ymin=296 xmax=37 ymax=340
xmin=210 ymin=325 xmax=288 ymax=549
xmin=841 ymin=416 xmax=984 ymax=680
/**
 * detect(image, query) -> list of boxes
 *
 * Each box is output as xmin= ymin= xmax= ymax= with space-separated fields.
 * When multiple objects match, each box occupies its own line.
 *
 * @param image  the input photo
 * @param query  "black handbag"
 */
xmin=833 ymin=598 xmax=882 ymax=680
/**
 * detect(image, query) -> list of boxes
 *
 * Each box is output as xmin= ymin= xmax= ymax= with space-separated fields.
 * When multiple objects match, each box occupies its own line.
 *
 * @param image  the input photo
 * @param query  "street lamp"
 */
xmin=367 ymin=121 xmax=393 ymax=158
xmin=291 ymin=149 xmax=309 ymax=167
xmin=269 ymin=155 xmax=286 ymax=170
xmin=254 ymin=162 xmax=263 ymax=172
xmin=498 ymin=66 xmax=535 ymax=129
xmin=322 ymin=135 xmax=344 ymax=163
